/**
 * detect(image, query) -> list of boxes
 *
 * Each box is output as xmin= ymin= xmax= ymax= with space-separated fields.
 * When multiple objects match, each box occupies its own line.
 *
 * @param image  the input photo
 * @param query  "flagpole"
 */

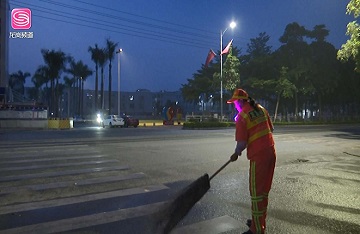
xmin=220 ymin=28 xmax=230 ymax=122
xmin=116 ymin=48 xmax=123 ymax=116
xmin=219 ymin=22 xmax=236 ymax=122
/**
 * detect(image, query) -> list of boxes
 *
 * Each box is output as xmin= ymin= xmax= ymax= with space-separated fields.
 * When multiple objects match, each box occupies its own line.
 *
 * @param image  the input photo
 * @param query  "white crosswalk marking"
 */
xmin=2 ymin=202 xmax=168 ymax=234
xmin=0 ymin=184 xmax=169 ymax=215
xmin=0 ymin=143 xmax=243 ymax=233
xmin=0 ymin=173 xmax=147 ymax=195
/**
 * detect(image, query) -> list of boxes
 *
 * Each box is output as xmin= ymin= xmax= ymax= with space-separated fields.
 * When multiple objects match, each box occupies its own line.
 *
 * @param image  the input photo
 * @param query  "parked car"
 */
xmin=123 ymin=115 xmax=139 ymax=128
xmin=102 ymin=115 xmax=125 ymax=128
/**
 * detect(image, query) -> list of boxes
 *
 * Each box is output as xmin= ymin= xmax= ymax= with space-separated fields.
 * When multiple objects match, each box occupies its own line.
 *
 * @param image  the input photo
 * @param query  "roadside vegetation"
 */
xmin=9 ymin=1 xmax=360 ymax=122
xmin=181 ymin=1 xmax=360 ymax=122
xmin=182 ymin=118 xmax=360 ymax=129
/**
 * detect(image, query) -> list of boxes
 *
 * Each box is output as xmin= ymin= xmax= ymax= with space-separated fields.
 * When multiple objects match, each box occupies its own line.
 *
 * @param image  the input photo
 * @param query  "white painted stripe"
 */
xmin=0 ymin=165 xmax=129 ymax=182
xmin=0 ymin=144 xmax=92 ymax=153
xmin=1 ymin=201 xmax=168 ymax=234
xmin=0 ymin=149 xmax=38 ymax=154
xmin=0 ymin=184 xmax=169 ymax=215
xmin=0 ymin=173 xmax=146 ymax=194
xmin=0 ymin=148 xmax=101 ymax=158
xmin=171 ymin=215 xmax=242 ymax=234
xmin=0 ymin=155 xmax=105 ymax=164
xmin=1 ymin=159 xmax=119 ymax=171
xmin=5 ymin=144 xmax=91 ymax=149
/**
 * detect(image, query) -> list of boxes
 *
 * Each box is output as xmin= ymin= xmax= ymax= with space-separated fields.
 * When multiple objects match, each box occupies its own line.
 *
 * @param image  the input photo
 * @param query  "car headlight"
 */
xmin=96 ymin=114 xmax=102 ymax=123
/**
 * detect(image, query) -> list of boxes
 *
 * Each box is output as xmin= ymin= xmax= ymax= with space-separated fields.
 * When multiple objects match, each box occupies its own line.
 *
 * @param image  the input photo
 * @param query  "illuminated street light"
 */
xmin=220 ymin=21 xmax=236 ymax=121
xmin=116 ymin=48 xmax=123 ymax=116
xmin=230 ymin=22 xmax=236 ymax=29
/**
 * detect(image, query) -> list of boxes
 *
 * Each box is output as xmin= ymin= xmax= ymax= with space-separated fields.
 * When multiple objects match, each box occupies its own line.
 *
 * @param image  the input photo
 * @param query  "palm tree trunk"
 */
xmin=56 ymin=78 xmax=59 ymax=117
xmin=67 ymin=87 xmax=70 ymax=118
xmin=51 ymin=79 xmax=55 ymax=117
xmin=72 ymin=85 xmax=75 ymax=117
xmin=101 ymin=68 xmax=104 ymax=110
xmin=95 ymin=65 xmax=99 ymax=112
xmin=73 ymin=79 xmax=76 ymax=116
xmin=108 ymin=62 xmax=112 ymax=115
xmin=81 ymin=79 xmax=84 ymax=117
xmin=78 ymin=78 xmax=81 ymax=116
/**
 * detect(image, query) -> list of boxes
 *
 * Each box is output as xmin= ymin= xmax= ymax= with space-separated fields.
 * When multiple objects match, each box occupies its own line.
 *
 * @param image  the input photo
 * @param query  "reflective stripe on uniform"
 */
xmin=251 ymin=195 xmax=266 ymax=202
xmin=248 ymin=128 xmax=272 ymax=145
xmin=240 ymin=111 xmax=267 ymax=129
xmin=240 ymin=110 xmax=271 ymax=145
xmin=250 ymin=161 xmax=262 ymax=233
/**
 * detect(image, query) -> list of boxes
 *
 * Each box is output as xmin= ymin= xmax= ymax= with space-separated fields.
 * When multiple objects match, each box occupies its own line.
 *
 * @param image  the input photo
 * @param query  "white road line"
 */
xmin=0 ymin=155 xmax=106 ymax=164
xmin=0 ymin=184 xmax=169 ymax=215
xmin=0 ymin=165 xmax=129 ymax=182
xmin=1 ymin=201 xmax=167 ymax=234
xmin=0 ymin=144 xmax=92 ymax=152
xmin=0 ymin=148 xmax=101 ymax=158
xmin=0 ymin=172 xmax=146 ymax=194
xmin=0 ymin=159 xmax=119 ymax=171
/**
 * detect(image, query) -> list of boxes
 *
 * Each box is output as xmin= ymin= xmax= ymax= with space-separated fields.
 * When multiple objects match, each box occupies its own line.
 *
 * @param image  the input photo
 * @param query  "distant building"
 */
xmin=79 ymin=89 xmax=199 ymax=119
xmin=26 ymin=86 xmax=227 ymax=119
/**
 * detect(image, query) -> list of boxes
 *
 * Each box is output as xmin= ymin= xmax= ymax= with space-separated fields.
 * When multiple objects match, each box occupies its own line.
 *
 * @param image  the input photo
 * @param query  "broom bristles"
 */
xmin=152 ymin=173 xmax=211 ymax=234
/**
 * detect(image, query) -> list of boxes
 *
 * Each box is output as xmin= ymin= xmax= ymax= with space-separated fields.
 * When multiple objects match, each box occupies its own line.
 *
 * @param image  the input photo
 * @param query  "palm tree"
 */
xmin=68 ymin=59 xmax=81 ymax=116
xmin=40 ymin=49 xmax=69 ymax=117
xmin=67 ymin=60 xmax=93 ymax=117
xmin=63 ymin=76 xmax=75 ymax=117
xmin=77 ymin=62 xmax=93 ymax=117
xmin=97 ymin=48 xmax=107 ymax=110
xmin=56 ymin=82 xmax=67 ymax=117
xmin=32 ymin=67 xmax=49 ymax=103
xmin=9 ymin=70 xmax=31 ymax=99
xmin=88 ymin=44 xmax=102 ymax=112
xmin=105 ymin=38 xmax=118 ymax=114
xmin=31 ymin=65 xmax=50 ymax=105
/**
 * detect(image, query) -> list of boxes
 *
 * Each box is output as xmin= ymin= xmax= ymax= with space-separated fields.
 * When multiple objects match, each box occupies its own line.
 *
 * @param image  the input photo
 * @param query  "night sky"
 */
xmin=9 ymin=0 xmax=352 ymax=92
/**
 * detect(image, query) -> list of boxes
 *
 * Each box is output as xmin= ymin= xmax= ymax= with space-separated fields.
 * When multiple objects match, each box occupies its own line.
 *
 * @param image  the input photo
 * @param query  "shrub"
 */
xmin=183 ymin=121 xmax=235 ymax=129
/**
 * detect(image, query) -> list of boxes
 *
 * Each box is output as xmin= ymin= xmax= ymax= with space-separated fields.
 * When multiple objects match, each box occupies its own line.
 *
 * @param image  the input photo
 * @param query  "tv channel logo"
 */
xmin=11 ymin=8 xmax=32 ymax=30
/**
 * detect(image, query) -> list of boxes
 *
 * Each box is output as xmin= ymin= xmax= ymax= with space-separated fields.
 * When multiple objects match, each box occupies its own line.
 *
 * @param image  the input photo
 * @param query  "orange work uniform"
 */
xmin=235 ymin=102 xmax=276 ymax=234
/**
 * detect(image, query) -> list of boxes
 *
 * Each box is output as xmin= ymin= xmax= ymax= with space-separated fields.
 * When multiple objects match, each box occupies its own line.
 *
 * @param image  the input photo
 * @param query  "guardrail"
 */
xmin=185 ymin=115 xmax=203 ymax=122
xmin=185 ymin=115 xmax=228 ymax=122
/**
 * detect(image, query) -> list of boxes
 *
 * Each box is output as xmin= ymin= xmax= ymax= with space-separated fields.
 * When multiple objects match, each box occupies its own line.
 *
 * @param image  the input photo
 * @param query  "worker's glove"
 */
xmin=230 ymin=152 xmax=239 ymax=162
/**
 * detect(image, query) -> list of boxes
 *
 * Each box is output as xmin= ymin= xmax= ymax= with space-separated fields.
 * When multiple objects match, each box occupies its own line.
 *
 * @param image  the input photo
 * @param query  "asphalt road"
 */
xmin=0 ymin=124 xmax=359 ymax=234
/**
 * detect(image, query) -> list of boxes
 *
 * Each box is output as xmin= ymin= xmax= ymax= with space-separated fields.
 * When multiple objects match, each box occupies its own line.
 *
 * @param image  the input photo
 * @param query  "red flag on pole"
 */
xmin=221 ymin=39 xmax=233 ymax=55
xmin=205 ymin=49 xmax=216 ymax=67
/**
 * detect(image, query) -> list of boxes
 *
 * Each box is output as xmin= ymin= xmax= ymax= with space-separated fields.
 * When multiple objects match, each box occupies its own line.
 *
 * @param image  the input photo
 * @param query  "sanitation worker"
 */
xmin=227 ymin=88 xmax=276 ymax=234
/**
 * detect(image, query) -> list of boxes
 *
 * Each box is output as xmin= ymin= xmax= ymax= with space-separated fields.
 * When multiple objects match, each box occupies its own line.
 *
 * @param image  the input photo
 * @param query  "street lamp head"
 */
xmin=229 ymin=21 xmax=236 ymax=29
xmin=116 ymin=48 xmax=123 ymax=54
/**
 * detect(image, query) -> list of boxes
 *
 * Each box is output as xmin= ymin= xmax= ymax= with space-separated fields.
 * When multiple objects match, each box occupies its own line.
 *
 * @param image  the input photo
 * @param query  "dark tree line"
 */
xmin=9 ymin=38 xmax=119 ymax=118
xmin=181 ymin=22 xmax=360 ymax=121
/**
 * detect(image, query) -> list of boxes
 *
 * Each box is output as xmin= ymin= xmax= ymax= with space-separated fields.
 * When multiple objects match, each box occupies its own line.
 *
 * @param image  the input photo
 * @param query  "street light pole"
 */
xmin=220 ymin=29 xmax=224 ymax=121
xmin=116 ymin=48 xmax=123 ymax=116
xmin=220 ymin=22 xmax=236 ymax=121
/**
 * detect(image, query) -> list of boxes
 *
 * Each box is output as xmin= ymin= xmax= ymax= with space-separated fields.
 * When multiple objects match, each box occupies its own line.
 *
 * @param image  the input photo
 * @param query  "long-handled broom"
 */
xmin=153 ymin=159 xmax=232 ymax=234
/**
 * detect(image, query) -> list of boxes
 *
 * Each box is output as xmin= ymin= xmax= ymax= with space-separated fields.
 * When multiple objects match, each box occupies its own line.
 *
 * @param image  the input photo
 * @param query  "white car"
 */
xmin=102 ymin=115 xmax=125 ymax=128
